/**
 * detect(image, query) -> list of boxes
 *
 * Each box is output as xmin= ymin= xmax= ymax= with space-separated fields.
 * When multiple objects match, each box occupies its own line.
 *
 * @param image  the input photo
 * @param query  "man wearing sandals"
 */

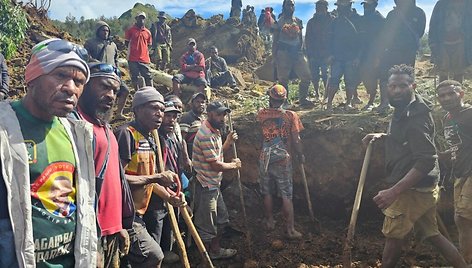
xmin=257 ymin=84 xmax=305 ymax=239
xmin=192 ymin=101 xmax=241 ymax=260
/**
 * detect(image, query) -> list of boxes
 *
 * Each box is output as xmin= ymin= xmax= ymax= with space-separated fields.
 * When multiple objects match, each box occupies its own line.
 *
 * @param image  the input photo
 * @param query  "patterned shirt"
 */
xmin=192 ymin=120 xmax=223 ymax=189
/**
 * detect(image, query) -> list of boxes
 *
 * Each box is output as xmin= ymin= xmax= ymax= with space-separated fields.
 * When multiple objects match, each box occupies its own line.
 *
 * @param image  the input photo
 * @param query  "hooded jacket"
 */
xmin=84 ymin=21 xmax=118 ymax=66
xmin=385 ymin=94 xmax=439 ymax=189
xmin=428 ymin=0 xmax=472 ymax=66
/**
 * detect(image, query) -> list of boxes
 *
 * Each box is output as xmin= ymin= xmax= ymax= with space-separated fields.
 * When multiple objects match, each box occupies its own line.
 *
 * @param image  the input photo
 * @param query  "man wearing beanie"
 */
xmin=257 ymin=84 xmax=305 ymax=239
xmin=0 ymin=38 xmax=97 ymax=267
xmin=74 ymin=63 xmax=132 ymax=268
xmin=114 ymin=87 xmax=184 ymax=267
xmin=85 ymin=21 xmax=130 ymax=120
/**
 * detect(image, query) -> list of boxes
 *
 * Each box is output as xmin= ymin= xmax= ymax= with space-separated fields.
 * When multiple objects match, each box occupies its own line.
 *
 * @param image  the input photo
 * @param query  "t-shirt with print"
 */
xmin=192 ymin=120 xmax=223 ymax=189
xmin=443 ymin=105 xmax=472 ymax=178
xmin=256 ymin=108 xmax=304 ymax=159
xmin=274 ymin=15 xmax=304 ymax=48
xmin=12 ymin=101 xmax=76 ymax=268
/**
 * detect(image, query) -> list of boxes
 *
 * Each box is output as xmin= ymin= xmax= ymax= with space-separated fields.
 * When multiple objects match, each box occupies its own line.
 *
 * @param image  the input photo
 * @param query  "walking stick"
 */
xmin=299 ymin=163 xmax=319 ymax=228
xmin=342 ymin=140 xmax=374 ymax=268
xmin=226 ymin=102 xmax=252 ymax=254
xmin=153 ymin=131 xmax=190 ymax=268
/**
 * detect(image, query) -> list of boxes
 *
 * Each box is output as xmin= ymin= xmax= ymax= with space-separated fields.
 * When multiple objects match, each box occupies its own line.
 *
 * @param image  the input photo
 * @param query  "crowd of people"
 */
xmin=0 ymin=0 xmax=471 ymax=267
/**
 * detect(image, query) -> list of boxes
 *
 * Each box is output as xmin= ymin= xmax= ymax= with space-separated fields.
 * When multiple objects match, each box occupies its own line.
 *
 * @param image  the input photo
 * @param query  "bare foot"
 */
xmin=286 ymin=229 xmax=302 ymax=240
xmin=264 ymin=218 xmax=275 ymax=231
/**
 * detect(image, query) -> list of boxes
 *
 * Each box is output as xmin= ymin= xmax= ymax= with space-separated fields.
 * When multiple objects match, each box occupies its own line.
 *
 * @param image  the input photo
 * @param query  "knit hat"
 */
xmin=132 ymin=86 xmax=164 ymax=109
xmin=25 ymin=38 xmax=90 ymax=84
xmin=268 ymin=84 xmax=287 ymax=100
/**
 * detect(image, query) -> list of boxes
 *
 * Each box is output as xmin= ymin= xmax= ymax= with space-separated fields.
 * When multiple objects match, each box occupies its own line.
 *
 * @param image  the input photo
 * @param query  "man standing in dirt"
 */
xmin=305 ymin=0 xmax=333 ymax=102
xmin=206 ymin=46 xmax=238 ymax=90
xmin=114 ymin=87 xmax=184 ymax=267
xmin=125 ymin=12 xmax=153 ymax=91
xmin=230 ymin=0 xmax=242 ymax=19
xmin=436 ymin=80 xmax=472 ymax=264
xmin=429 ymin=0 xmax=472 ymax=83
xmin=180 ymin=92 xmax=207 ymax=158
xmin=172 ymin=38 xmax=207 ymax=96
xmin=75 ymin=63 xmax=132 ymax=267
xmin=150 ymin=12 xmax=172 ymax=71
xmin=192 ymin=101 xmax=241 ymax=260
xmin=0 ymin=38 xmax=97 ymax=267
xmin=325 ymin=0 xmax=362 ymax=112
xmin=358 ymin=0 xmax=385 ymax=111
xmin=273 ymin=0 xmax=314 ymax=108
xmin=85 ymin=21 xmax=130 ymax=120
xmin=363 ymin=65 xmax=467 ymax=268
xmin=376 ymin=0 xmax=425 ymax=113
xmin=0 ymin=52 xmax=9 ymax=100
xmin=257 ymin=84 xmax=304 ymax=239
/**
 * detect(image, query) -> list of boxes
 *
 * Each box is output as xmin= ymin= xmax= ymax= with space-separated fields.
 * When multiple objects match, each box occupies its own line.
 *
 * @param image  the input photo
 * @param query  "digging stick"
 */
xmin=226 ymin=102 xmax=252 ymax=254
xmin=180 ymin=194 xmax=215 ymax=268
xmin=153 ymin=131 xmax=190 ymax=268
xmin=299 ymin=163 xmax=315 ymax=223
xmin=342 ymin=140 xmax=374 ymax=268
xmin=185 ymin=179 xmax=196 ymax=248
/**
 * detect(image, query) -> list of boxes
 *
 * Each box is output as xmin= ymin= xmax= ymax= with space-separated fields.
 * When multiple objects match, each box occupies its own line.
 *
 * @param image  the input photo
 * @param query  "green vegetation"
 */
xmin=0 ymin=0 xmax=29 ymax=59
xmin=52 ymin=3 xmax=163 ymax=41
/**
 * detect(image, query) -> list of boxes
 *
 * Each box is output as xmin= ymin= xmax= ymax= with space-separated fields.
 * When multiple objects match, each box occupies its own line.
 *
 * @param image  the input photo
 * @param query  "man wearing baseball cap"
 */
xmin=150 ymin=11 xmax=173 ymax=71
xmin=114 ymin=87 xmax=184 ymax=267
xmin=0 ymin=38 xmax=97 ymax=267
xmin=192 ymin=101 xmax=241 ymax=259
xmin=74 ymin=63 xmax=133 ymax=268
xmin=256 ymin=84 xmax=305 ymax=239
xmin=125 ymin=11 xmax=153 ymax=91
xmin=172 ymin=38 xmax=207 ymax=96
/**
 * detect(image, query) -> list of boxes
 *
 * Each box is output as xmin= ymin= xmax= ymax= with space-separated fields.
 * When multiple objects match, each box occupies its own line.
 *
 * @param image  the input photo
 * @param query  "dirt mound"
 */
xmin=168 ymin=11 xmax=265 ymax=68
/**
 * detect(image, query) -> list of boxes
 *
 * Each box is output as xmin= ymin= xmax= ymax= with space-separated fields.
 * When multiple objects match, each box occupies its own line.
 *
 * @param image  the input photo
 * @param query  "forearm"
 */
xmin=152 ymin=183 xmax=172 ymax=201
xmin=125 ymin=174 xmax=154 ymax=186
xmin=209 ymin=160 xmax=238 ymax=172
xmin=390 ymin=168 xmax=427 ymax=194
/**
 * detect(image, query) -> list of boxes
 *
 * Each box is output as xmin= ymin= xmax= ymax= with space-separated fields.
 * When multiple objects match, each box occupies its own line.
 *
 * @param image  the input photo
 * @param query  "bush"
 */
xmin=0 ymin=0 xmax=29 ymax=59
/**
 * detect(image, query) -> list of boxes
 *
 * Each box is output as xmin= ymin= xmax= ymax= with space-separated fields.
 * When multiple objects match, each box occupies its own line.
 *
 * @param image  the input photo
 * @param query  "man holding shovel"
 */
xmin=362 ymin=65 xmax=466 ymax=268
xmin=257 ymin=84 xmax=304 ymax=239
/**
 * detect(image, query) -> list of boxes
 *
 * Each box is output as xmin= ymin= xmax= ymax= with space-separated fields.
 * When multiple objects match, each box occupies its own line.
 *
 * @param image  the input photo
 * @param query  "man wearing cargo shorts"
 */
xmin=363 ymin=65 xmax=466 ymax=268
xmin=151 ymin=11 xmax=172 ymax=71
xmin=437 ymin=80 xmax=472 ymax=264
xmin=272 ymin=0 xmax=314 ymax=108
xmin=257 ymin=85 xmax=305 ymax=239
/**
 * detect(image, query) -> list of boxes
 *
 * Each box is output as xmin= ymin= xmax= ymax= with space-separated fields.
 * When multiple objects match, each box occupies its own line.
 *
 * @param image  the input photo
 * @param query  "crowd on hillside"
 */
xmin=0 ymin=0 xmax=472 ymax=267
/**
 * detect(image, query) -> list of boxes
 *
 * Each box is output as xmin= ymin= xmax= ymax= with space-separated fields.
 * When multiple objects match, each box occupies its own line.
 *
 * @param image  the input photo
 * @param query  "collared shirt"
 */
xmin=192 ymin=120 xmax=223 ymax=189
xmin=125 ymin=25 xmax=152 ymax=63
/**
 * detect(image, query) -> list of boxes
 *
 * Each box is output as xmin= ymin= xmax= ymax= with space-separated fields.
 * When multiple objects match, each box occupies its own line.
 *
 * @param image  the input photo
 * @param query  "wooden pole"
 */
xmin=299 ymin=163 xmax=315 ymax=223
xmin=342 ymin=141 xmax=374 ymax=267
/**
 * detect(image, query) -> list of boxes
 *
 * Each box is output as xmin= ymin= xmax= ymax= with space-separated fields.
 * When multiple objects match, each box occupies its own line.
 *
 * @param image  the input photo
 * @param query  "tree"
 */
xmin=0 ymin=0 xmax=29 ymax=59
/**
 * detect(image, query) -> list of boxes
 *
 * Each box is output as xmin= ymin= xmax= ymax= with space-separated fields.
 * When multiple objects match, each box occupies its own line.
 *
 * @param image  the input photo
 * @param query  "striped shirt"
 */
xmin=192 ymin=120 xmax=223 ymax=189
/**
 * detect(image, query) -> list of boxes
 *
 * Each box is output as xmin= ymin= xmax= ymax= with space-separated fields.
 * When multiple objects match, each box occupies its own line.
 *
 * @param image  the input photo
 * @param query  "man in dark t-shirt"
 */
xmin=437 ymin=80 xmax=472 ymax=264
xmin=180 ymin=92 xmax=207 ymax=158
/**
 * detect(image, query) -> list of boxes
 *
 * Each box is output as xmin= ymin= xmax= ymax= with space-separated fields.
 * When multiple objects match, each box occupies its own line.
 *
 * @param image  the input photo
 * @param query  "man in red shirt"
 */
xmin=172 ymin=38 xmax=207 ymax=96
xmin=76 ymin=63 xmax=131 ymax=267
xmin=125 ymin=12 xmax=153 ymax=91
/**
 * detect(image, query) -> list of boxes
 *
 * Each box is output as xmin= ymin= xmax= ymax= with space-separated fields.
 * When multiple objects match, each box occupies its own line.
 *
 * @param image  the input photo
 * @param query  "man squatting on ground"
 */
xmin=192 ymin=101 xmax=242 ymax=259
xmin=363 ymin=64 xmax=467 ymax=268
xmin=257 ymin=84 xmax=305 ymax=239
xmin=436 ymin=80 xmax=472 ymax=264
xmin=0 ymin=38 xmax=97 ymax=267
xmin=114 ymin=87 xmax=184 ymax=267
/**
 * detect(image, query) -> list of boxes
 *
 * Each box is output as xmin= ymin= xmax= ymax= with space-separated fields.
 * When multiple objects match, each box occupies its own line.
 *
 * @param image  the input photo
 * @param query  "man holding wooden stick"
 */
xmin=257 ymin=84 xmax=305 ymax=239
xmin=192 ymin=101 xmax=241 ymax=260
xmin=362 ymin=65 xmax=466 ymax=268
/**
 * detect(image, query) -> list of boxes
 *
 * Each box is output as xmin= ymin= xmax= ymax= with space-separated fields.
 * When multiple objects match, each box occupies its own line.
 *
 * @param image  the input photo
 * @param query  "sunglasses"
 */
xmin=33 ymin=39 xmax=89 ymax=62
xmin=90 ymin=63 xmax=121 ymax=77
xmin=164 ymin=101 xmax=175 ymax=108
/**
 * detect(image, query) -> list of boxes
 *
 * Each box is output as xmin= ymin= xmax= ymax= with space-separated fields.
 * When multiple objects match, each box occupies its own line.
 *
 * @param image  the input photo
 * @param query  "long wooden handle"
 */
xmin=300 ymin=163 xmax=315 ymax=223
xmin=153 ymin=130 xmax=190 ymax=268
xmin=181 ymin=195 xmax=215 ymax=268
xmin=342 ymin=141 xmax=373 ymax=268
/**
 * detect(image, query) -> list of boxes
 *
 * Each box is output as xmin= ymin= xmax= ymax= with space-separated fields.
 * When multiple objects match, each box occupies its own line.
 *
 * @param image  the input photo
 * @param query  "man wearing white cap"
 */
xmin=0 ymin=38 xmax=97 ymax=267
xmin=125 ymin=12 xmax=153 ymax=91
